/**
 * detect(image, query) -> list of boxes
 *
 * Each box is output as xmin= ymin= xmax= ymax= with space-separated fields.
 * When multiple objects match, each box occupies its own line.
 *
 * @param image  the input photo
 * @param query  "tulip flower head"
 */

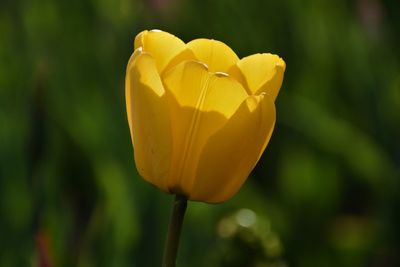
xmin=126 ymin=30 xmax=285 ymax=203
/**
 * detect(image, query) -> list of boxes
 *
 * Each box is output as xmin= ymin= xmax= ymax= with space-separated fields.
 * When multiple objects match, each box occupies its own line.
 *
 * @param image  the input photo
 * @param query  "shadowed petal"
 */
xmin=190 ymin=94 xmax=276 ymax=203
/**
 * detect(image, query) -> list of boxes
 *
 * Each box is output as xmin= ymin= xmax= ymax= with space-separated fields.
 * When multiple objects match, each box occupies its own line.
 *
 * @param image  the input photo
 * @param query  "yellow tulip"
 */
xmin=125 ymin=29 xmax=285 ymax=203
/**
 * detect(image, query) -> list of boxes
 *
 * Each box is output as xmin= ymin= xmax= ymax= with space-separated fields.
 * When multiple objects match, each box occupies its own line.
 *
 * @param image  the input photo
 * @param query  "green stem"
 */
xmin=162 ymin=194 xmax=187 ymax=267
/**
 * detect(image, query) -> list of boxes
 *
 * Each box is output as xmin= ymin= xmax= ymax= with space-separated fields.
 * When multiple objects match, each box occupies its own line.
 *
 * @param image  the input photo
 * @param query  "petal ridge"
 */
xmin=162 ymin=60 xmax=248 ymax=195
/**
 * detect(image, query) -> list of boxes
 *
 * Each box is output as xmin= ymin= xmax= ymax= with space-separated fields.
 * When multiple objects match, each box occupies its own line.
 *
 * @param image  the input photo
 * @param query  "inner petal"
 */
xmin=135 ymin=30 xmax=195 ymax=74
xmin=187 ymin=39 xmax=239 ymax=73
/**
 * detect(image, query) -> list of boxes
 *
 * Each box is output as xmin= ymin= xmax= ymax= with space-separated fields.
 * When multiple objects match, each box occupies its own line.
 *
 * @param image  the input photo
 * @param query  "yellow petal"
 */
xmin=189 ymin=94 xmax=276 ymax=203
xmin=229 ymin=53 xmax=285 ymax=100
xmin=126 ymin=51 xmax=172 ymax=192
xmin=187 ymin=39 xmax=239 ymax=73
xmin=162 ymin=61 xmax=248 ymax=195
xmin=125 ymin=47 xmax=143 ymax=136
xmin=134 ymin=29 xmax=195 ymax=74
xmin=133 ymin=30 xmax=147 ymax=50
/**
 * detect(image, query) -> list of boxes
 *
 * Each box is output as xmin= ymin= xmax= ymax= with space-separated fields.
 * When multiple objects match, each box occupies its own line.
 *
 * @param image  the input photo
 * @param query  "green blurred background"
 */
xmin=1 ymin=0 xmax=399 ymax=266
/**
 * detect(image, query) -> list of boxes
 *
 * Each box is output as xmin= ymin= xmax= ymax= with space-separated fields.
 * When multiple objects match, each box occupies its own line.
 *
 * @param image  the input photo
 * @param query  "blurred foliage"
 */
xmin=0 ymin=0 xmax=399 ymax=266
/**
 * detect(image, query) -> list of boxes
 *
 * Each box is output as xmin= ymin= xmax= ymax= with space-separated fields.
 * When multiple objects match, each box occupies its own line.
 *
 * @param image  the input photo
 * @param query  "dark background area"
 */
xmin=0 ymin=0 xmax=399 ymax=266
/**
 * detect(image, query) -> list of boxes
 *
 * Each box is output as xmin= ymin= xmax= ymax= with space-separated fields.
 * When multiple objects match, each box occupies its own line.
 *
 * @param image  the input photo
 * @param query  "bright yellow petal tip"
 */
xmin=229 ymin=53 xmax=286 ymax=101
xmin=134 ymin=29 xmax=196 ymax=74
xmin=187 ymin=38 xmax=239 ymax=73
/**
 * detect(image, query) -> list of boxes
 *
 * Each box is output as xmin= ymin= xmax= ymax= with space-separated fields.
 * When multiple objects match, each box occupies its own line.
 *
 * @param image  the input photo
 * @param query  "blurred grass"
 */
xmin=0 ymin=0 xmax=399 ymax=266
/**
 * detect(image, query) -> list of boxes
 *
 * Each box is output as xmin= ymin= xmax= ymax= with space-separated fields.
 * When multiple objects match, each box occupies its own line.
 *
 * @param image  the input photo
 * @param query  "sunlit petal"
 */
xmin=187 ymin=39 xmax=239 ymax=72
xmin=125 ymin=47 xmax=143 ymax=135
xmin=135 ymin=29 xmax=195 ymax=74
xmin=126 ymin=51 xmax=172 ymax=191
xmin=229 ymin=53 xmax=285 ymax=100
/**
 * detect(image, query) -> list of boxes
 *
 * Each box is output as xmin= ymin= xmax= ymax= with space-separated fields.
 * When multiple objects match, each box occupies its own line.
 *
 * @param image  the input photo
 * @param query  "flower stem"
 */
xmin=162 ymin=194 xmax=187 ymax=267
